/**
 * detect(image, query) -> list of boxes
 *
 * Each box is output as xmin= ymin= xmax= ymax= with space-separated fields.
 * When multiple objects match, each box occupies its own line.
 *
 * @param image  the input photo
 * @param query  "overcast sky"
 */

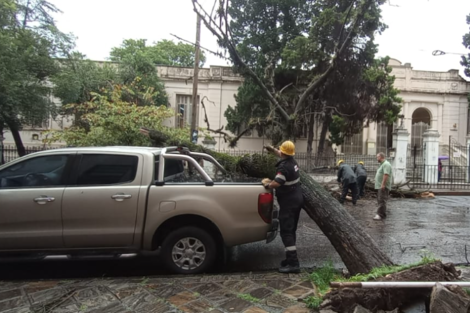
xmin=50 ymin=0 xmax=470 ymax=78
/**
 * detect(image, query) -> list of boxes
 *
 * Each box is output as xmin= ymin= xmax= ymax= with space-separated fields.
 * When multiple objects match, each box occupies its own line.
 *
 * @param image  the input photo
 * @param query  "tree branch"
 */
xmin=191 ymin=0 xmax=291 ymax=123
xmin=200 ymin=96 xmax=233 ymax=143
xmin=294 ymin=0 xmax=374 ymax=116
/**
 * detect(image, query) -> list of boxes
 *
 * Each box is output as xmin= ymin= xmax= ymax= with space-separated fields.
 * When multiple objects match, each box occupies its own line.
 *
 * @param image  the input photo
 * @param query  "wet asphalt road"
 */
xmin=0 ymin=196 xmax=469 ymax=280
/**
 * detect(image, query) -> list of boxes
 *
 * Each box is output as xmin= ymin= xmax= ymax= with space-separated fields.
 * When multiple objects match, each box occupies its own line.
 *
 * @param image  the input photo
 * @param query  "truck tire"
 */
xmin=161 ymin=226 xmax=217 ymax=274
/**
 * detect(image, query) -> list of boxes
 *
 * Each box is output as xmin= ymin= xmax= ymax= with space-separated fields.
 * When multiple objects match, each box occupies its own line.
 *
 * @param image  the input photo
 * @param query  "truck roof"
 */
xmin=28 ymin=146 xmax=165 ymax=155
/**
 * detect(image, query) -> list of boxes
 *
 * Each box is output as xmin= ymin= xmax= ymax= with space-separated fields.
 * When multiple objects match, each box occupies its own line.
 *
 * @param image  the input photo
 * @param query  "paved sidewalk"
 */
xmin=0 ymin=271 xmax=315 ymax=313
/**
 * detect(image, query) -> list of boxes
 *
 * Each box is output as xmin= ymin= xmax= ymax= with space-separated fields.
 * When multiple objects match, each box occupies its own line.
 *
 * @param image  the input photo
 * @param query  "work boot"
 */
xmin=279 ymin=264 xmax=301 ymax=274
xmin=280 ymin=250 xmax=300 ymax=273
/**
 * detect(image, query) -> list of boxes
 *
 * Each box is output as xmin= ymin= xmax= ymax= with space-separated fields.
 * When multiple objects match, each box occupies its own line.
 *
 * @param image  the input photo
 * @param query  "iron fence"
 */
xmin=410 ymin=165 xmax=470 ymax=190
xmin=1 ymin=146 xmax=60 ymax=164
xmin=220 ymin=149 xmax=381 ymax=174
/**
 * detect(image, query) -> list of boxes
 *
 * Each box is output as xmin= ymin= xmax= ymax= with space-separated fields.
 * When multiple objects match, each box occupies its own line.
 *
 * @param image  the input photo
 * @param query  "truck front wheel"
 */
xmin=161 ymin=226 xmax=217 ymax=274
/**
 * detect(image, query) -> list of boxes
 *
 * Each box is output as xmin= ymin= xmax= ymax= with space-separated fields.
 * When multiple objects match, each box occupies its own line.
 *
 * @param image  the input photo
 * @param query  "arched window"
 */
xmin=411 ymin=108 xmax=431 ymax=149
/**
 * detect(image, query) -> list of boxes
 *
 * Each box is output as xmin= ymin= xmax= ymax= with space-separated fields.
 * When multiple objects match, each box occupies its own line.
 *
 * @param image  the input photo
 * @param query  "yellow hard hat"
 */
xmin=358 ymin=161 xmax=364 ymax=165
xmin=337 ymin=160 xmax=344 ymax=166
xmin=279 ymin=140 xmax=295 ymax=156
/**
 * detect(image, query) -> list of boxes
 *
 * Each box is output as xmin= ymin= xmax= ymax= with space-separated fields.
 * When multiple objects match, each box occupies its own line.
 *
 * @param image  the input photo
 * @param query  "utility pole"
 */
xmin=190 ymin=15 xmax=201 ymax=144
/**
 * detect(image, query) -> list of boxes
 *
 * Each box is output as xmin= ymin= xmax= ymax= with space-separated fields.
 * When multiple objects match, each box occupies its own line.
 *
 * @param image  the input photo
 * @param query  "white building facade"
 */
xmin=3 ymin=60 xmax=470 ymax=155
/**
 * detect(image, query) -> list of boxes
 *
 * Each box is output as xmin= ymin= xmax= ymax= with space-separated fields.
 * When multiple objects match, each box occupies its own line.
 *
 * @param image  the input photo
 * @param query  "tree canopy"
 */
xmin=110 ymin=38 xmax=206 ymax=68
xmin=0 ymin=0 xmax=73 ymax=156
xmin=194 ymin=0 xmax=402 ymax=152
xmin=46 ymin=79 xmax=186 ymax=147
xmin=462 ymin=14 xmax=470 ymax=78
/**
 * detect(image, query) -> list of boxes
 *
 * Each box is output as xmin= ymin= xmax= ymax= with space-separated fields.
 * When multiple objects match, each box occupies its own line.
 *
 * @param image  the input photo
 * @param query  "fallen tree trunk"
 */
xmin=148 ymin=129 xmax=394 ymax=274
xmin=299 ymin=171 xmax=393 ymax=274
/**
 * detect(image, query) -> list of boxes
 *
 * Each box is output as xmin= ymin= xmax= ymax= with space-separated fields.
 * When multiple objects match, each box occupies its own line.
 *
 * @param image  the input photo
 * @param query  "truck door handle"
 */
xmin=34 ymin=196 xmax=55 ymax=205
xmin=111 ymin=193 xmax=132 ymax=202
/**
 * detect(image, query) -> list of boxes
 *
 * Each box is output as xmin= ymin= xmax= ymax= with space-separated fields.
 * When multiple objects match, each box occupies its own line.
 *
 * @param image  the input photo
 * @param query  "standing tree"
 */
xmin=222 ymin=0 xmax=401 ymax=156
xmin=462 ymin=14 xmax=470 ymax=87
xmin=190 ymin=0 xmax=397 ymax=274
xmin=0 ymin=0 xmax=73 ymax=156
xmin=52 ymin=52 xmax=118 ymax=107
xmin=47 ymin=79 xmax=182 ymax=147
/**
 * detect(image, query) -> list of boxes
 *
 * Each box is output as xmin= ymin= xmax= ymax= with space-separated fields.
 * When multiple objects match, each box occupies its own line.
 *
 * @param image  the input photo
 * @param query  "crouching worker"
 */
xmin=337 ymin=160 xmax=358 ymax=205
xmin=263 ymin=141 xmax=303 ymax=274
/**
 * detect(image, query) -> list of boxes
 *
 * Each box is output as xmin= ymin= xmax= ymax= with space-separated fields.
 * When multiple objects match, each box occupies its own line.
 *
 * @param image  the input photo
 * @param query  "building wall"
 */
xmin=389 ymin=58 xmax=470 ymax=146
xmin=4 ymin=61 xmax=470 ymax=154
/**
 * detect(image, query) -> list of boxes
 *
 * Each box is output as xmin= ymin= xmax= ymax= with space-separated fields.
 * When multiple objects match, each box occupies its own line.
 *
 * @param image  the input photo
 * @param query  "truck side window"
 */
xmin=76 ymin=154 xmax=138 ymax=186
xmin=0 ymin=155 xmax=68 ymax=188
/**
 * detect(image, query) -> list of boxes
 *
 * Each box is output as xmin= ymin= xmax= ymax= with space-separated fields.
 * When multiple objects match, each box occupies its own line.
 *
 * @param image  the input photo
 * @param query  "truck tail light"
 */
xmin=258 ymin=193 xmax=273 ymax=224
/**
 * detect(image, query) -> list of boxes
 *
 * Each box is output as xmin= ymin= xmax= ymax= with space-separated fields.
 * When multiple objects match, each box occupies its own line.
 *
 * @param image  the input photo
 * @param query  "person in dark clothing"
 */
xmin=438 ymin=160 xmax=443 ymax=182
xmin=264 ymin=140 xmax=303 ymax=274
xmin=337 ymin=160 xmax=358 ymax=205
xmin=355 ymin=161 xmax=368 ymax=198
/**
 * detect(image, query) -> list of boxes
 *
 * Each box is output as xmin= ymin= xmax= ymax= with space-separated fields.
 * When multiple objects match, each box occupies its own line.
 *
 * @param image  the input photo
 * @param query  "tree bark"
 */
xmin=430 ymin=283 xmax=470 ymax=313
xmin=5 ymin=120 xmax=26 ymax=157
xmin=317 ymin=113 xmax=331 ymax=156
xmin=0 ymin=120 xmax=4 ymax=164
xmin=149 ymin=129 xmax=394 ymax=275
xmin=299 ymin=171 xmax=393 ymax=274
xmin=307 ymin=113 xmax=315 ymax=172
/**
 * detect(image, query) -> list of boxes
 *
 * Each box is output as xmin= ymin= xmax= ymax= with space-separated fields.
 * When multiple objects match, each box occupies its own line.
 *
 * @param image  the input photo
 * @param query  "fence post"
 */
xmin=422 ymin=129 xmax=440 ymax=184
xmin=390 ymin=125 xmax=409 ymax=185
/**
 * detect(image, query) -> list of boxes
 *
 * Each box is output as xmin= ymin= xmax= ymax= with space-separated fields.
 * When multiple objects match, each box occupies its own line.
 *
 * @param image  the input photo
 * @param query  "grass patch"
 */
xmin=464 ymin=288 xmax=470 ymax=297
xmin=305 ymin=252 xmax=438 ymax=309
xmin=305 ymin=295 xmax=323 ymax=310
xmin=237 ymin=293 xmax=260 ymax=303
xmin=309 ymin=261 xmax=340 ymax=295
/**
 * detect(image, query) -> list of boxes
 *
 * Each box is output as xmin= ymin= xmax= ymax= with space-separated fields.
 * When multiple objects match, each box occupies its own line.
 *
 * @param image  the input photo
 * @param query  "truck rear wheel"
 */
xmin=161 ymin=226 xmax=217 ymax=274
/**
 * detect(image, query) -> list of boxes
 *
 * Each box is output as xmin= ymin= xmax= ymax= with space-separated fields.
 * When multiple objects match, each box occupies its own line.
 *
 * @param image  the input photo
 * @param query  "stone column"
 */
xmin=391 ymin=125 xmax=410 ymax=185
xmin=366 ymin=122 xmax=377 ymax=155
xmin=466 ymin=136 xmax=470 ymax=183
xmin=422 ymin=129 xmax=440 ymax=183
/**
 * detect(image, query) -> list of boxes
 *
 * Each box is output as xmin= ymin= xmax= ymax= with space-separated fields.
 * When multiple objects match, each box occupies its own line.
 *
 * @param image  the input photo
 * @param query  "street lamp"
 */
xmin=432 ymin=50 xmax=466 ymax=57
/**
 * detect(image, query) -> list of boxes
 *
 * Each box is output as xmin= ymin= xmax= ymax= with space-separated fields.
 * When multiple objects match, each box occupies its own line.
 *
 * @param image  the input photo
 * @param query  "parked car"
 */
xmin=0 ymin=146 xmax=278 ymax=274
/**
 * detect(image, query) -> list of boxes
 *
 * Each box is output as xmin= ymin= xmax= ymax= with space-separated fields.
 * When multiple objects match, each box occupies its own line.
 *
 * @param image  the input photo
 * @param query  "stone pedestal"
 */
xmin=391 ymin=127 xmax=409 ymax=185
xmin=202 ymin=138 xmax=217 ymax=150
xmin=423 ymin=129 xmax=440 ymax=184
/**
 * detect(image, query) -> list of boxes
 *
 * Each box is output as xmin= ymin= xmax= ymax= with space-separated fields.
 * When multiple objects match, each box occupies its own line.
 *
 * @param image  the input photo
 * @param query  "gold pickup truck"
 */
xmin=0 ymin=146 xmax=278 ymax=274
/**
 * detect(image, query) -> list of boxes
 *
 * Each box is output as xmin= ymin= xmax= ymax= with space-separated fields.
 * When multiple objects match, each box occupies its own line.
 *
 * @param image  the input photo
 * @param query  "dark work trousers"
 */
xmin=356 ymin=176 xmax=367 ymax=198
xmin=377 ymin=188 xmax=390 ymax=218
xmin=277 ymin=187 xmax=303 ymax=266
xmin=340 ymin=182 xmax=358 ymax=204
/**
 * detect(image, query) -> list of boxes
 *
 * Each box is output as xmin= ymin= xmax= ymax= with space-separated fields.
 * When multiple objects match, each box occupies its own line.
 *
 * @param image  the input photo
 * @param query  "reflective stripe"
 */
xmin=285 ymin=246 xmax=297 ymax=251
xmin=275 ymin=174 xmax=286 ymax=181
xmin=284 ymin=177 xmax=300 ymax=186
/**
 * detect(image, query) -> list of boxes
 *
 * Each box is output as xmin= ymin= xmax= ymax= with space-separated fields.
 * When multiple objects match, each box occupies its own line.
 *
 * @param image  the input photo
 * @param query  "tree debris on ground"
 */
xmin=324 ymin=179 xmax=435 ymax=201
xmin=429 ymin=283 xmax=470 ymax=313
xmin=321 ymin=261 xmax=464 ymax=313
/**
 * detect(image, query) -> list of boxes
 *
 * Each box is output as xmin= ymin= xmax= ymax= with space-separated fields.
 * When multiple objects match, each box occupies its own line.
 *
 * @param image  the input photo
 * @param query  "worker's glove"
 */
xmin=262 ymin=178 xmax=271 ymax=189
xmin=262 ymin=178 xmax=271 ymax=184
xmin=264 ymin=145 xmax=275 ymax=153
